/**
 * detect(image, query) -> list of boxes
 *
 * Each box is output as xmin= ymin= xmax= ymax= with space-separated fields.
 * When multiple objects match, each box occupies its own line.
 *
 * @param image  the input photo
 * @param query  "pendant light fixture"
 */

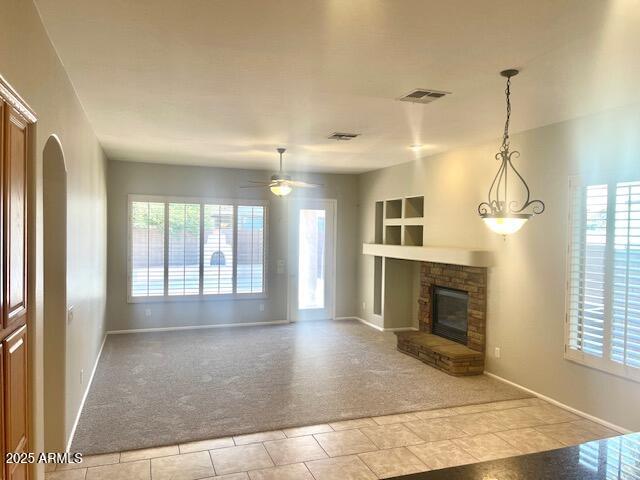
xmin=477 ymin=69 xmax=545 ymax=235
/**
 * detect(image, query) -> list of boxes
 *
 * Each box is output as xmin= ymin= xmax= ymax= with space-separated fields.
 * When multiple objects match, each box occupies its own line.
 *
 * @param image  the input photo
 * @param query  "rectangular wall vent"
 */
xmin=328 ymin=132 xmax=359 ymax=141
xmin=398 ymin=88 xmax=450 ymax=104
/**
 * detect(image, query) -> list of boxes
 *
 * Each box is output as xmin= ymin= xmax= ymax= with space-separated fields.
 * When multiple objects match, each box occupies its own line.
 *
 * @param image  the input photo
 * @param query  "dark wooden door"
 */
xmin=4 ymin=326 xmax=27 ymax=480
xmin=0 ymin=80 xmax=33 ymax=480
xmin=0 ymin=342 xmax=4 ymax=480
xmin=2 ymin=105 xmax=27 ymax=334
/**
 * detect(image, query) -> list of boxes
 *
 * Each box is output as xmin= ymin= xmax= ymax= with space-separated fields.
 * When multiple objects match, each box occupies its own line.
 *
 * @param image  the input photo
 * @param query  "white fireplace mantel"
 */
xmin=362 ymin=243 xmax=493 ymax=268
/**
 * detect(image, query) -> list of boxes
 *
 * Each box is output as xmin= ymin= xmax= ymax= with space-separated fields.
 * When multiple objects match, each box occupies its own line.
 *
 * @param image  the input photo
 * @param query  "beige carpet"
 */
xmin=72 ymin=319 xmax=530 ymax=454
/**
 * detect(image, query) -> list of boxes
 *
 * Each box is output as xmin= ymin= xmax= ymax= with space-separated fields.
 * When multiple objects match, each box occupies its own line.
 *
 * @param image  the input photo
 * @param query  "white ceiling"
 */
xmin=35 ymin=0 xmax=640 ymax=173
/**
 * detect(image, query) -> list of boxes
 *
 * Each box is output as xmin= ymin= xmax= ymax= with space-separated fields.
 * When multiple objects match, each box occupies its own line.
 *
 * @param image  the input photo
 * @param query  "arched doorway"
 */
xmin=43 ymin=135 xmax=68 ymax=451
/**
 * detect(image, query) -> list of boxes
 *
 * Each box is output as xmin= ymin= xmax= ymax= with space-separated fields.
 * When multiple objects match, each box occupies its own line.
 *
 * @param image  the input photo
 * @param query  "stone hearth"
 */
xmin=397 ymin=261 xmax=487 ymax=376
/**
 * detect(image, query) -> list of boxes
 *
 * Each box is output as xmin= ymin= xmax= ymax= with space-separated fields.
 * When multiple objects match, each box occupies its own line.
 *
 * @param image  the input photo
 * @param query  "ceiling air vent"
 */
xmin=328 ymin=132 xmax=359 ymax=141
xmin=397 ymin=88 xmax=450 ymax=104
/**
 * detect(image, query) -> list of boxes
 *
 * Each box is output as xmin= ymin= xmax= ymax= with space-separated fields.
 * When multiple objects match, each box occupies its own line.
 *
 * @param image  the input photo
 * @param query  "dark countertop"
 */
xmin=390 ymin=432 xmax=640 ymax=480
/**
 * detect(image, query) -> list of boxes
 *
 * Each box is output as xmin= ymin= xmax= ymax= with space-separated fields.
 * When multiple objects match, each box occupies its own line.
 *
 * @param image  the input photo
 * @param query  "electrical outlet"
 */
xmin=276 ymin=259 xmax=285 ymax=274
xmin=362 ymin=301 xmax=366 ymax=311
xmin=80 ymin=369 xmax=84 ymax=386
xmin=145 ymin=308 xmax=152 ymax=317
xmin=259 ymin=303 xmax=265 ymax=312
xmin=494 ymin=347 xmax=501 ymax=358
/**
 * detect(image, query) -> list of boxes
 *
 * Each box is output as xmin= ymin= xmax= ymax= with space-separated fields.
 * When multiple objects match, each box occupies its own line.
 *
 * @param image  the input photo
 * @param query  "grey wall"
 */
xmin=107 ymin=160 xmax=359 ymax=331
xmin=357 ymin=103 xmax=640 ymax=431
xmin=1 ymin=0 xmax=108 ymax=474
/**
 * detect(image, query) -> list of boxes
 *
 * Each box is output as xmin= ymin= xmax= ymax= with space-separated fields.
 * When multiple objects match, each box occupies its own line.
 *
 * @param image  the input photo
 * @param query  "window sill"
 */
xmin=127 ymin=293 xmax=268 ymax=304
xmin=565 ymin=349 xmax=640 ymax=384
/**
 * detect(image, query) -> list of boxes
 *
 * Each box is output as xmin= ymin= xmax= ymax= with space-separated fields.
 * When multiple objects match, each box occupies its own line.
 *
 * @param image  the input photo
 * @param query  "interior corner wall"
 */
xmin=1 ymin=0 xmax=109 ymax=472
xmin=356 ymin=103 xmax=640 ymax=430
xmin=106 ymin=160 xmax=359 ymax=331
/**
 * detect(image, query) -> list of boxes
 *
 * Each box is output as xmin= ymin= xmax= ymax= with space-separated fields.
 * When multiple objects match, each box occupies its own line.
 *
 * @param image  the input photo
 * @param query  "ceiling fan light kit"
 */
xmin=477 ymin=69 xmax=545 ymax=236
xmin=242 ymin=148 xmax=322 ymax=197
xmin=270 ymin=182 xmax=293 ymax=197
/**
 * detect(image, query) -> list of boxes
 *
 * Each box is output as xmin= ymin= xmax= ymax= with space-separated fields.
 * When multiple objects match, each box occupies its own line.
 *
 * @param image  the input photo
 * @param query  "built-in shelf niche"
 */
xmin=373 ymin=256 xmax=382 ymax=315
xmin=385 ymin=225 xmax=402 ymax=245
xmin=385 ymin=199 xmax=403 ymax=219
xmin=404 ymin=225 xmax=424 ymax=246
xmin=404 ymin=196 xmax=424 ymax=218
xmin=374 ymin=201 xmax=384 ymax=244
xmin=369 ymin=194 xmax=426 ymax=327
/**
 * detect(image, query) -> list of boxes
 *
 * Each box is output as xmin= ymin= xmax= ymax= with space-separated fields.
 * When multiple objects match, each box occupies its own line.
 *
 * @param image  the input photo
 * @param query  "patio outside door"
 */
xmin=289 ymin=198 xmax=336 ymax=321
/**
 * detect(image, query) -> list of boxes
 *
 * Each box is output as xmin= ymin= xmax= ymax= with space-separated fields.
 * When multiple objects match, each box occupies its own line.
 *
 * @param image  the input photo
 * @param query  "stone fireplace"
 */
xmin=396 ymin=261 xmax=487 ymax=376
xmin=418 ymin=262 xmax=487 ymax=353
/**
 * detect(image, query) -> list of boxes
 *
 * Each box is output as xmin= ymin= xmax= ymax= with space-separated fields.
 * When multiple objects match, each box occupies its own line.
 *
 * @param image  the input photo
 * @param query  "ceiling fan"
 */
xmin=243 ymin=148 xmax=322 ymax=197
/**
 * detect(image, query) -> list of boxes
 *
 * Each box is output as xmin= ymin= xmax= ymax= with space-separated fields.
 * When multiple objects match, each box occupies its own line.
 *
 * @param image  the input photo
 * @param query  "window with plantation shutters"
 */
xmin=237 ymin=205 xmax=265 ymax=294
xmin=130 ymin=201 xmax=165 ymax=297
xmin=168 ymin=203 xmax=201 ymax=296
xmin=566 ymin=178 xmax=640 ymax=381
xmin=203 ymin=204 xmax=234 ymax=295
xmin=128 ymin=195 xmax=267 ymax=301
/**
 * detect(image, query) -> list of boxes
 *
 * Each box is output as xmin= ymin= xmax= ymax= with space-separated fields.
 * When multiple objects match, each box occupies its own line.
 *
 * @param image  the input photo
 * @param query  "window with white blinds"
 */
xmin=566 ymin=179 xmax=640 ymax=381
xmin=128 ymin=196 xmax=267 ymax=301
xmin=168 ymin=203 xmax=201 ymax=296
xmin=130 ymin=201 xmax=165 ymax=297
xmin=237 ymin=205 xmax=265 ymax=294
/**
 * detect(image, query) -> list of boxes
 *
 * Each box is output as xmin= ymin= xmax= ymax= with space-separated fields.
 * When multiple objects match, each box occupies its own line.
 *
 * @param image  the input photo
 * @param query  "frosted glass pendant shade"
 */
xmin=482 ymin=216 xmax=529 ymax=235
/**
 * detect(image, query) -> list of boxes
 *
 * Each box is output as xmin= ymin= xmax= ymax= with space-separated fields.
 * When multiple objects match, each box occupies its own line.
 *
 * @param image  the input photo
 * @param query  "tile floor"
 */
xmin=46 ymin=398 xmax=620 ymax=480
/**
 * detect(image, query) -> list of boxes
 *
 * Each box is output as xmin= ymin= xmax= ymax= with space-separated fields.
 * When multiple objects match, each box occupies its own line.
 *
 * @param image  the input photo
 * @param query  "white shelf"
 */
xmin=384 ymin=218 xmax=404 ymax=226
xmin=383 ymin=218 xmax=424 ymax=227
xmin=362 ymin=243 xmax=493 ymax=267
xmin=402 ymin=218 xmax=424 ymax=226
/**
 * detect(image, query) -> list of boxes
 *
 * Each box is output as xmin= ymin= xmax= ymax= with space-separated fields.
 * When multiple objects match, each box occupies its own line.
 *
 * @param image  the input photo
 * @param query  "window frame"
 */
xmin=564 ymin=175 xmax=640 ymax=383
xmin=127 ymin=194 xmax=269 ymax=303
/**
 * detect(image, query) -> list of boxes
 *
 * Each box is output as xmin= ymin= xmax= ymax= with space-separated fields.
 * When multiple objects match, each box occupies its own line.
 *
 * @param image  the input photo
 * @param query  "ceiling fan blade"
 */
xmin=246 ymin=180 xmax=272 ymax=185
xmin=239 ymin=184 xmax=269 ymax=189
xmin=288 ymin=180 xmax=322 ymax=188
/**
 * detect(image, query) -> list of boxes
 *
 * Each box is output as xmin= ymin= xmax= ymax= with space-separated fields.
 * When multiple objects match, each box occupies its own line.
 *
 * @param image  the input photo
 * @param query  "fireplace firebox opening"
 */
xmin=432 ymin=286 xmax=468 ymax=344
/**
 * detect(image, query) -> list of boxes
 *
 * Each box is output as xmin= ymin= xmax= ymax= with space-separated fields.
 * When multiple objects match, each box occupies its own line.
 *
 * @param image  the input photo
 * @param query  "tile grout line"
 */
xmin=311 ymin=433 xmax=332 ymax=459
xmin=261 ymin=440 xmax=278 ymax=471
xmin=206 ymin=449 xmax=216 ymax=477
xmin=205 ymin=449 xmax=216 ymax=478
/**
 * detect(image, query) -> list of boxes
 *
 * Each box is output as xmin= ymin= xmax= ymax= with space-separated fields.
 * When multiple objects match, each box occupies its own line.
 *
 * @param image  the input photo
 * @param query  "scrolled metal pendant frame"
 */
xmin=477 ymin=69 xmax=545 ymax=221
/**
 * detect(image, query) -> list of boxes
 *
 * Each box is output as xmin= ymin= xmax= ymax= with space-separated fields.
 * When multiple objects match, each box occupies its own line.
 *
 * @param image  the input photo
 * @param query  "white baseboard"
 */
xmin=484 ymin=371 xmax=631 ymax=434
xmin=335 ymin=316 xmax=418 ymax=333
xmin=106 ymin=320 xmax=290 ymax=335
xmin=66 ymin=334 xmax=107 ymax=452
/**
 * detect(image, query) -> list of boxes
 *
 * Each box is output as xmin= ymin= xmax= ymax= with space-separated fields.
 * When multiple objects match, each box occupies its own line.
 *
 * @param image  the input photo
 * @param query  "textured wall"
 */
xmin=357 ymin=104 xmax=640 ymax=430
xmin=0 ymin=0 xmax=108 ymax=475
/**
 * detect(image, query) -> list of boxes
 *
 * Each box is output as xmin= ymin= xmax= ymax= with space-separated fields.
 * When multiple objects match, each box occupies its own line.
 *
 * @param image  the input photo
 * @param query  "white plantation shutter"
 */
xmin=130 ymin=201 xmax=165 ymax=297
xmin=567 ymin=184 xmax=608 ymax=358
xmin=237 ymin=205 xmax=265 ymax=294
xmin=128 ymin=196 xmax=266 ymax=300
xmin=203 ymin=204 xmax=234 ymax=294
xmin=566 ymin=178 xmax=640 ymax=380
xmin=168 ymin=203 xmax=201 ymax=296
xmin=612 ymin=182 xmax=640 ymax=369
